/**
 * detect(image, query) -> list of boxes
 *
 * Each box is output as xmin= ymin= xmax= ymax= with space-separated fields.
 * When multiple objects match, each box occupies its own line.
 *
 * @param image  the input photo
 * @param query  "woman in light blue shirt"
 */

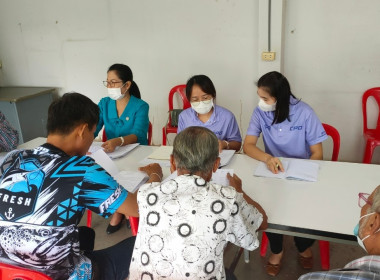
xmin=243 ymin=71 xmax=327 ymax=276
xmin=96 ymin=63 xmax=149 ymax=234
xmin=177 ymin=75 xmax=242 ymax=152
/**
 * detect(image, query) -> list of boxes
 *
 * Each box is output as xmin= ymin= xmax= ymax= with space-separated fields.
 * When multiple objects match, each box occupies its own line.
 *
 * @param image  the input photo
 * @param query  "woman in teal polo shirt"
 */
xmin=96 ymin=63 xmax=149 ymax=234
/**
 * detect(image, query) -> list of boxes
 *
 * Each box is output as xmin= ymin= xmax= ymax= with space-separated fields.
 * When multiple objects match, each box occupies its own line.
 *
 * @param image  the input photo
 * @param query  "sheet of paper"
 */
xmin=219 ymin=150 xmax=235 ymax=167
xmin=139 ymin=157 xmax=171 ymax=168
xmin=107 ymin=143 xmax=140 ymax=159
xmin=286 ymin=159 xmax=319 ymax=182
xmin=253 ymin=159 xmax=318 ymax=182
xmin=90 ymin=149 xmax=119 ymax=176
xmin=253 ymin=160 xmax=289 ymax=179
xmin=89 ymin=142 xmax=139 ymax=159
xmin=88 ymin=141 xmax=103 ymax=154
xmin=147 ymin=146 xmax=173 ymax=160
xmin=115 ymin=170 xmax=148 ymax=193
xmin=162 ymin=169 xmax=234 ymax=186
xmin=211 ymin=169 xmax=234 ymax=186
xmin=90 ymin=149 xmax=149 ymax=192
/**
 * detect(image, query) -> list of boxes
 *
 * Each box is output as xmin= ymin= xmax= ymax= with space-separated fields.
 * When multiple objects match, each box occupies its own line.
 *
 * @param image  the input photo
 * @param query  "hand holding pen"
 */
xmin=265 ymin=156 xmax=284 ymax=174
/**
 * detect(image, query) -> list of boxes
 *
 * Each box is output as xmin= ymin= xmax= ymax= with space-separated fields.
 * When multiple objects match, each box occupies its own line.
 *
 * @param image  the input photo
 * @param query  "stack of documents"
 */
xmin=140 ymin=146 xmax=236 ymax=168
xmin=254 ymin=158 xmax=319 ymax=182
xmin=89 ymin=142 xmax=139 ymax=159
xmin=163 ymin=169 xmax=234 ymax=186
xmin=139 ymin=146 xmax=173 ymax=167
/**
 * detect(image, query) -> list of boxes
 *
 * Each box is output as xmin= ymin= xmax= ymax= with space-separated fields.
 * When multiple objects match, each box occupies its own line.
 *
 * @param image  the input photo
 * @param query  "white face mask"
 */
xmin=353 ymin=212 xmax=380 ymax=252
xmin=107 ymin=82 xmax=128 ymax=100
xmin=191 ymin=99 xmax=214 ymax=115
xmin=258 ymin=98 xmax=276 ymax=112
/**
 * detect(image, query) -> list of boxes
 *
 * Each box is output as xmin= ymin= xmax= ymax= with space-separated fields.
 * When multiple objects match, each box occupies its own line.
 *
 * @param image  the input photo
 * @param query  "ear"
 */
xmin=170 ymin=154 xmax=177 ymax=173
xmin=124 ymin=81 xmax=132 ymax=91
xmin=212 ymin=157 xmax=221 ymax=173
xmin=77 ymin=123 xmax=88 ymax=139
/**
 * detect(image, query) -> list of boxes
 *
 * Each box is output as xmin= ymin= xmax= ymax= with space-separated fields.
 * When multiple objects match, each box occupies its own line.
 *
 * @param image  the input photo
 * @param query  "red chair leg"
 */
xmin=363 ymin=141 xmax=375 ymax=164
xmin=319 ymin=240 xmax=330 ymax=270
xmin=129 ymin=217 xmax=139 ymax=236
xmin=86 ymin=210 xmax=92 ymax=228
xmin=162 ymin=127 xmax=167 ymax=146
xmin=260 ymin=232 xmax=269 ymax=257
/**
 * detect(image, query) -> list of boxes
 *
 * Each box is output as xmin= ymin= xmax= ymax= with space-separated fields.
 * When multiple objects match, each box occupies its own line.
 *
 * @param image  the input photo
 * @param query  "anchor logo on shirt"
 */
xmin=5 ymin=208 xmax=14 ymax=220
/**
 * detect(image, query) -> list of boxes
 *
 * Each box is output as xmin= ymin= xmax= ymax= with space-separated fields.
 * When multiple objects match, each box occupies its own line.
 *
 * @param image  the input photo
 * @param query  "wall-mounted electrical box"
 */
xmin=262 ymin=52 xmax=276 ymax=61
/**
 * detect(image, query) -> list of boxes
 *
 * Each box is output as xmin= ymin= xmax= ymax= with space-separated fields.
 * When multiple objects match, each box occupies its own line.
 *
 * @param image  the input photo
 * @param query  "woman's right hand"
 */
xmin=101 ymin=139 xmax=119 ymax=153
xmin=265 ymin=156 xmax=284 ymax=174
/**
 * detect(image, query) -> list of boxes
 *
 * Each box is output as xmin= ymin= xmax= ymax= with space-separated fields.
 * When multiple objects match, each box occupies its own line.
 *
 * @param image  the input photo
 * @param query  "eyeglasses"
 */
xmin=103 ymin=80 xmax=124 ymax=88
xmin=358 ymin=192 xmax=372 ymax=208
xmin=190 ymin=96 xmax=213 ymax=107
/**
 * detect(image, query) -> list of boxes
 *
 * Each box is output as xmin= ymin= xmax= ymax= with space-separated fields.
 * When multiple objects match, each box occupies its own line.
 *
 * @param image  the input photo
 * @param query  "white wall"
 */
xmin=283 ymin=0 xmax=380 ymax=163
xmin=0 ymin=0 xmax=380 ymax=163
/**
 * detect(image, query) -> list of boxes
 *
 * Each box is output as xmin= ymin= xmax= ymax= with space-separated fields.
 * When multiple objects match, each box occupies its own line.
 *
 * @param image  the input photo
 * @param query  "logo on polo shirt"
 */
xmin=264 ymin=124 xmax=271 ymax=130
xmin=290 ymin=126 xmax=303 ymax=131
xmin=214 ymin=131 xmax=223 ymax=136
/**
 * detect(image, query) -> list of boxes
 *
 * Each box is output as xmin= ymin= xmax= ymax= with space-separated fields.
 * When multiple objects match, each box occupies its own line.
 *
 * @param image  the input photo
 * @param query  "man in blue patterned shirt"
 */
xmin=299 ymin=185 xmax=380 ymax=280
xmin=0 ymin=92 xmax=161 ymax=280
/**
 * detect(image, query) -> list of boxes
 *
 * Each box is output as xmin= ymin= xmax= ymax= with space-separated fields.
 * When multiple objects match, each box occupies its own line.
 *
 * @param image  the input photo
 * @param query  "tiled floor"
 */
xmin=80 ymin=212 xmax=365 ymax=280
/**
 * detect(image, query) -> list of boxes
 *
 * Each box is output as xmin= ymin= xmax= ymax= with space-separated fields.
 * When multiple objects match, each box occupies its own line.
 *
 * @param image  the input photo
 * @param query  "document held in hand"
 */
xmin=254 ymin=158 xmax=319 ymax=182
xmin=90 ymin=149 xmax=148 ymax=192
xmin=89 ymin=142 xmax=139 ymax=159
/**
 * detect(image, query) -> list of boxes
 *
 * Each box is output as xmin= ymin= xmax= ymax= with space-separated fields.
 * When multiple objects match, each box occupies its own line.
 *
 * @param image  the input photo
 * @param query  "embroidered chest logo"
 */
xmin=290 ymin=126 xmax=303 ymax=131
xmin=0 ymin=157 xmax=44 ymax=221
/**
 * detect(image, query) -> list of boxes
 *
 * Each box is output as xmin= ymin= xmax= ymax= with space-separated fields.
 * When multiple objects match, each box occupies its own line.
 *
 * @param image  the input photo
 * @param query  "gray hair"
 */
xmin=173 ymin=126 xmax=219 ymax=175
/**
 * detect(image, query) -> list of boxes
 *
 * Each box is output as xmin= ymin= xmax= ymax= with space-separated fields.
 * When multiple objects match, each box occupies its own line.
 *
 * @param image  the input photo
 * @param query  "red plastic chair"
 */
xmin=0 ymin=262 xmax=52 ymax=280
xmin=362 ymin=87 xmax=380 ymax=163
xmin=259 ymin=123 xmax=340 ymax=271
xmin=88 ymin=122 xmax=153 ymax=235
xmin=162 ymin=85 xmax=191 ymax=145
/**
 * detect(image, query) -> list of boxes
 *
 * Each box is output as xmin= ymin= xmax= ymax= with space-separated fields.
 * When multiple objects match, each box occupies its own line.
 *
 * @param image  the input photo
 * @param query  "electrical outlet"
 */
xmin=262 ymin=52 xmax=276 ymax=61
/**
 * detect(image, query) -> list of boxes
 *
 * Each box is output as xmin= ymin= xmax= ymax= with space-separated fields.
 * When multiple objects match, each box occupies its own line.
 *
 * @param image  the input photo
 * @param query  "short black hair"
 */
xmin=47 ymin=92 xmax=99 ymax=135
xmin=186 ymin=74 xmax=216 ymax=101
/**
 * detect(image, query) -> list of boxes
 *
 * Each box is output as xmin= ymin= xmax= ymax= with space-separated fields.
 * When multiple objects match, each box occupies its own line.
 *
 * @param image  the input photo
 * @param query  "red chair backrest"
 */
xmin=102 ymin=129 xmax=107 ymax=142
xmin=0 ymin=262 xmax=52 ymax=280
xmin=362 ymin=87 xmax=380 ymax=133
xmin=103 ymin=121 xmax=153 ymax=145
xmin=168 ymin=84 xmax=191 ymax=111
xmin=322 ymin=123 xmax=340 ymax=161
xmin=167 ymin=85 xmax=190 ymax=128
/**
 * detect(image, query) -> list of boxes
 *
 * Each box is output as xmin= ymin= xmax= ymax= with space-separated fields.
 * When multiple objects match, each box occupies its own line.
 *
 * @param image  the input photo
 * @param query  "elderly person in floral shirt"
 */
xmin=129 ymin=126 xmax=268 ymax=280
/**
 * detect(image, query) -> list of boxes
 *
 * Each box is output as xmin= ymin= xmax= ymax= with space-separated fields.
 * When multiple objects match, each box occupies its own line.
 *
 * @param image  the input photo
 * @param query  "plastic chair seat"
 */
xmin=0 ymin=262 xmax=52 ymax=280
